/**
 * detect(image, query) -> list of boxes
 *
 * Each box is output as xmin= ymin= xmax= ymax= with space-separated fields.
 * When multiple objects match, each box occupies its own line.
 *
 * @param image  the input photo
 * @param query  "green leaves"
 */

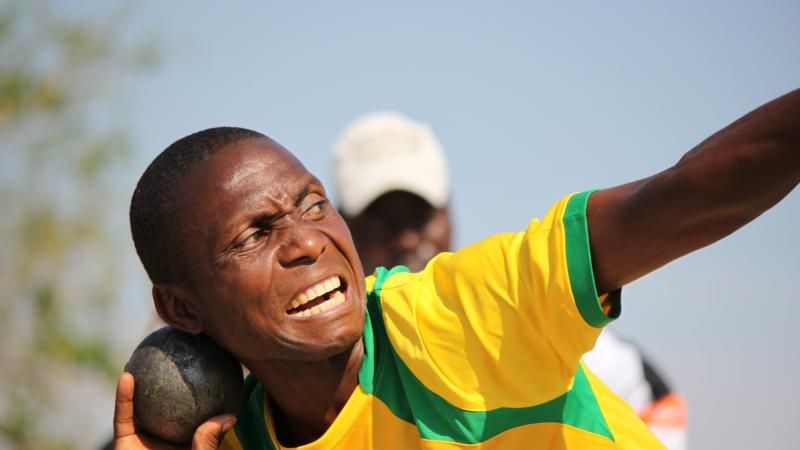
xmin=0 ymin=1 xmax=160 ymax=448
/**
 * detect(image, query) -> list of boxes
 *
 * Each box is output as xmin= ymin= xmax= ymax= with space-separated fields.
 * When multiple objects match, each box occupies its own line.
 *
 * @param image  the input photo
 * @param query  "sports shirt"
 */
xmin=222 ymin=191 xmax=665 ymax=449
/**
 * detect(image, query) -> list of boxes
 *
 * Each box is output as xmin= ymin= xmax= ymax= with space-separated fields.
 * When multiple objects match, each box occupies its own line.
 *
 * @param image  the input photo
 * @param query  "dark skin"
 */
xmin=115 ymin=138 xmax=367 ymax=449
xmin=589 ymin=88 xmax=800 ymax=294
xmin=345 ymin=190 xmax=452 ymax=273
xmin=115 ymin=88 xmax=800 ymax=449
xmin=156 ymin=139 xmax=366 ymax=364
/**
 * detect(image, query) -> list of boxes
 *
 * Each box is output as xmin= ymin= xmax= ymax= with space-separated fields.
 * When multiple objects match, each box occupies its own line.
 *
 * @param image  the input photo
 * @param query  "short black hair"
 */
xmin=130 ymin=127 xmax=267 ymax=284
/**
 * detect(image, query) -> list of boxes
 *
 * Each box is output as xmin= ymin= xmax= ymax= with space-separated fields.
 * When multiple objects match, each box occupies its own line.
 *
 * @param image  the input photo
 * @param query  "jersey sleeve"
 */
xmin=378 ymin=190 xmax=620 ymax=410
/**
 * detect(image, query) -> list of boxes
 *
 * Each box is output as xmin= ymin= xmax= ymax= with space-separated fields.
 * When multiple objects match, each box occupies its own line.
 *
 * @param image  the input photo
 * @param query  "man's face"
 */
xmin=174 ymin=138 xmax=366 ymax=364
xmin=346 ymin=191 xmax=451 ymax=273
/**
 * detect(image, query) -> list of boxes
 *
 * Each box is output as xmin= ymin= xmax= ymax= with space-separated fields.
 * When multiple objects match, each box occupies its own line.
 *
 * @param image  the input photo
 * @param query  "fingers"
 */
xmin=191 ymin=415 xmax=236 ymax=450
xmin=113 ymin=371 xmax=231 ymax=450
xmin=114 ymin=372 xmax=137 ymax=439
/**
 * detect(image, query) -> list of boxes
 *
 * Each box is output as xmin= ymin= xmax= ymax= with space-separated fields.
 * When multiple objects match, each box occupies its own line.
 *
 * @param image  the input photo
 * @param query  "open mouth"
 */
xmin=286 ymin=275 xmax=347 ymax=318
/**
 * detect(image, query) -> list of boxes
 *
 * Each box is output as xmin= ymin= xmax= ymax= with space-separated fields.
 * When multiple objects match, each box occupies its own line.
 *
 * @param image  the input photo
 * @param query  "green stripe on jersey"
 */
xmin=234 ymin=375 xmax=277 ymax=450
xmin=563 ymin=190 xmax=621 ymax=328
xmin=360 ymin=266 xmax=615 ymax=444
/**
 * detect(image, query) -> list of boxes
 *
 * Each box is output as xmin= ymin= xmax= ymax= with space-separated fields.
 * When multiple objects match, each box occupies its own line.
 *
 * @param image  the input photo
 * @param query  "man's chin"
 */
xmin=284 ymin=323 xmax=364 ymax=362
xmin=293 ymin=334 xmax=362 ymax=362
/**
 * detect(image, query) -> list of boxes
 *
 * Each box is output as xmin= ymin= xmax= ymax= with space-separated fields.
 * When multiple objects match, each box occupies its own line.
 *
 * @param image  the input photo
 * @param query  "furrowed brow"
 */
xmin=293 ymin=183 xmax=312 ymax=208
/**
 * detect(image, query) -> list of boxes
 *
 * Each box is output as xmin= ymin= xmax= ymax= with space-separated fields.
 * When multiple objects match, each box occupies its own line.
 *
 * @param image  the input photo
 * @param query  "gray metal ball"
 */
xmin=126 ymin=327 xmax=243 ymax=444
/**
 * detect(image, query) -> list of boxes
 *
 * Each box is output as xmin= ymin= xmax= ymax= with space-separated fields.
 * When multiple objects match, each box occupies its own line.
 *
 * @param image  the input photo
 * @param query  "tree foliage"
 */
xmin=0 ymin=1 xmax=158 ymax=448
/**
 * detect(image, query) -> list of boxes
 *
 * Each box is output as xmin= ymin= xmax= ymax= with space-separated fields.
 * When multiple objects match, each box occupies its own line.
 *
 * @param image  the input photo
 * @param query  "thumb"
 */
xmin=192 ymin=414 xmax=236 ymax=450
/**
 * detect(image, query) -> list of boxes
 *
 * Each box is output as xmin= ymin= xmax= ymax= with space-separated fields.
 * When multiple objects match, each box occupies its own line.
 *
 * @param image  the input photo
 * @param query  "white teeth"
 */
xmin=300 ymin=291 xmax=346 ymax=318
xmin=287 ymin=276 xmax=343 ymax=315
xmin=296 ymin=293 xmax=345 ymax=317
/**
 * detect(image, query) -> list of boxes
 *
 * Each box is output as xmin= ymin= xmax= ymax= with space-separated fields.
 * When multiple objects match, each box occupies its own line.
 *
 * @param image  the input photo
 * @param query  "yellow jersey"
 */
xmin=222 ymin=191 xmax=664 ymax=449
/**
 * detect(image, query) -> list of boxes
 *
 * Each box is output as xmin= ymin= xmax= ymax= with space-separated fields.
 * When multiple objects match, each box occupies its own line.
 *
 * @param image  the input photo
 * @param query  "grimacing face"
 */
xmin=170 ymin=138 xmax=367 ymax=364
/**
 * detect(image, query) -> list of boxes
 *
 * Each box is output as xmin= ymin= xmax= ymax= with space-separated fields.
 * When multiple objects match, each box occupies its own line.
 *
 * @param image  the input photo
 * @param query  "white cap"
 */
xmin=331 ymin=111 xmax=450 ymax=217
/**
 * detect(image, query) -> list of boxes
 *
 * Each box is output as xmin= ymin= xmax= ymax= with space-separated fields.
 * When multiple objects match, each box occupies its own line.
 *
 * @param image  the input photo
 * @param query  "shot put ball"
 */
xmin=126 ymin=327 xmax=243 ymax=444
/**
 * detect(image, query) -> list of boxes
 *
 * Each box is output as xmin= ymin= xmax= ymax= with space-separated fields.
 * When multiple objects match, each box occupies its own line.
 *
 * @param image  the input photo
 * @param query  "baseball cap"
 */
xmin=331 ymin=111 xmax=450 ymax=217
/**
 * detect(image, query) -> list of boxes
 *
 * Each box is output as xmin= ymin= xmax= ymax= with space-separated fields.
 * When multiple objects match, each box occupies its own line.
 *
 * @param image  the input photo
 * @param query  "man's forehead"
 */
xmin=190 ymin=138 xmax=306 ymax=190
xmin=178 ymin=138 xmax=319 ymax=218
xmin=222 ymin=155 xmax=278 ymax=192
xmin=177 ymin=139 xmax=320 ymax=252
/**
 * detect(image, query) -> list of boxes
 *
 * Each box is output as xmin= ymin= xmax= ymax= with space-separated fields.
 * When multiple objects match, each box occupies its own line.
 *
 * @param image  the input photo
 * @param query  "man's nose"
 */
xmin=276 ymin=225 xmax=327 ymax=267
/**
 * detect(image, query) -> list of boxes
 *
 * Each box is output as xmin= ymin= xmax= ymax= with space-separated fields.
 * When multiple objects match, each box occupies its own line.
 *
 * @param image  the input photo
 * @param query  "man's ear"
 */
xmin=152 ymin=283 xmax=202 ymax=334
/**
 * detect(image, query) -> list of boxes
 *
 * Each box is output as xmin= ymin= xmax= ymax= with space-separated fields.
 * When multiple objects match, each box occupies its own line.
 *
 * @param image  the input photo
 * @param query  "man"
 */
xmin=331 ymin=111 xmax=688 ymax=449
xmin=332 ymin=111 xmax=453 ymax=274
xmin=114 ymin=89 xmax=799 ymax=449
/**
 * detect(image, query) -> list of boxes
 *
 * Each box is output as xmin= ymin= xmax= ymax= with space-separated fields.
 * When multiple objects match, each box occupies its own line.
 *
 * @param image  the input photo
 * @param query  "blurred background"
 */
xmin=0 ymin=1 xmax=798 ymax=449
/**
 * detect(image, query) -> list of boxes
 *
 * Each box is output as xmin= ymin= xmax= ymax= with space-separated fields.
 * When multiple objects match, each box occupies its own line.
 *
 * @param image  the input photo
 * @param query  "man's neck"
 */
xmin=246 ymin=338 xmax=364 ymax=447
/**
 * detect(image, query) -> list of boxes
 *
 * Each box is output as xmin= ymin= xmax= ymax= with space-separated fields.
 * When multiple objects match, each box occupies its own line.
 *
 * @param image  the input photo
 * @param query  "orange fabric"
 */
xmin=639 ymin=394 xmax=689 ymax=428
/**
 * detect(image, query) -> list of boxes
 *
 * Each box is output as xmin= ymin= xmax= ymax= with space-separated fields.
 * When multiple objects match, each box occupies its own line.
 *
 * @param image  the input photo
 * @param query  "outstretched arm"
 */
xmin=588 ymin=88 xmax=800 ymax=295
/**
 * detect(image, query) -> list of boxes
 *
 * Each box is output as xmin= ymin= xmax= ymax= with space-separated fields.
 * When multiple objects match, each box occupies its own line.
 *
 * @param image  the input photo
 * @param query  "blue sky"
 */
xmin=62 ymin=1 xmax=800 ymax=448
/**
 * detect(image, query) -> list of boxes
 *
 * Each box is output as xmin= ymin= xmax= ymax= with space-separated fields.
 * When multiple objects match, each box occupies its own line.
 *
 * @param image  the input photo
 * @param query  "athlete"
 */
xmin=114 ymin=89 xmax=799 ymax=449
xmin=331 ymin=111 xmax=688 ymax=449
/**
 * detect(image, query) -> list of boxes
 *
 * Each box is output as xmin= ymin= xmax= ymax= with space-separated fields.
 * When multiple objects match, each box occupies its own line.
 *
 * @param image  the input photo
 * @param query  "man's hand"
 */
xmin=113 ymin=372 xmax=236 ymax=450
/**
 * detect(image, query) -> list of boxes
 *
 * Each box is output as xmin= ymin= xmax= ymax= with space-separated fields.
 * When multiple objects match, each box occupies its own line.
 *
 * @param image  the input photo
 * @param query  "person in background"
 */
xmin=331 ymin=111 xmax=688 ymax=449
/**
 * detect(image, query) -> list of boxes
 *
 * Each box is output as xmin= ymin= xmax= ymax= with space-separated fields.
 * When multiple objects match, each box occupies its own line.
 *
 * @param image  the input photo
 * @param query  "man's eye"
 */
xmin=304 ymin=200 xmax=327 ymax=218
xmin=238 ymin=229 xmax=268 ymax=249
